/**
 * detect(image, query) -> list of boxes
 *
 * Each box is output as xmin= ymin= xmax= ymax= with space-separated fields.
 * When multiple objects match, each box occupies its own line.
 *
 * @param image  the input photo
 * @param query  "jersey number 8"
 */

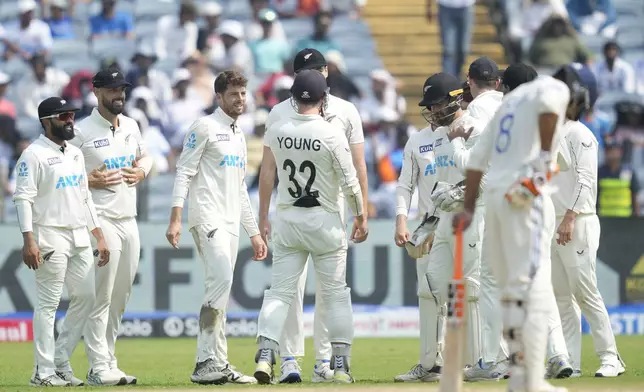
xmin=495 ymin=114 xmax=514 ymax=153
xmin=283 ymin=159 xmax=317 ymax=198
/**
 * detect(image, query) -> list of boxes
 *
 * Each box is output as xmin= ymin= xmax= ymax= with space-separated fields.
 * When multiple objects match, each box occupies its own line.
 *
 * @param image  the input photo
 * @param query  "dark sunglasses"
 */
xmin=40 ymin=112 xmax=75 ymax=122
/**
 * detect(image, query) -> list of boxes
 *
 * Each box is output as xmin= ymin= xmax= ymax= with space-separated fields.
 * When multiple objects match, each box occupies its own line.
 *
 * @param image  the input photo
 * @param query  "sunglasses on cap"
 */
xmin=40 ymin=112 xmax=75 ymax=121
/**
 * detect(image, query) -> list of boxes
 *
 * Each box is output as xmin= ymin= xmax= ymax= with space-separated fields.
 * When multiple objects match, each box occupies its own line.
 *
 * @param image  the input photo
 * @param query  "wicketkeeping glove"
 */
xmin=405 ymin=212 xmax=440 ymax=259
xmin=505 ymin=157 xmax=559 ymax=209
xmin=430 ymin=181 xmax=466 ymax=212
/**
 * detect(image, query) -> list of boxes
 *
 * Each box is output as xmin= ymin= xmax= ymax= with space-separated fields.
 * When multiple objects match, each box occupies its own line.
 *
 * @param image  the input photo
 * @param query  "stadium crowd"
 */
xmin=0 ymin=0 xmax=643 ymax=219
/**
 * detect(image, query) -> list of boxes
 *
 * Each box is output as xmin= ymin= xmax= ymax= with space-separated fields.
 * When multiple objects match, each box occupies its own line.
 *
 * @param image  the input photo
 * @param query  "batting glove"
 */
xmin=505 ymin=154 xmax=559 ymax=209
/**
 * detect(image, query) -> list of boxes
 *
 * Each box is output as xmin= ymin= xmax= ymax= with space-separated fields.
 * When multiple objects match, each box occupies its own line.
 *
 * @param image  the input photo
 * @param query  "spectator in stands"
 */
xmin=166 ymin=68 xmax=206 ymax=156
xmin=592 ymin=41 xmax=636 ymax=95
xmin=196 ymin=1 xmax=225 ymax=63
xmin=270 ymin=0 xmax=321 ymax=18
xmin=360 ymin=69 xmax=406 ymax=127
xmin=211 ymin=20 xmax=254 ymax=77
xmin=127 ymin=107 xmax=171 ymax=174
xmin=566 ymin=0 xmax=617 ymax=39
xmin=16 ymin=54 xmax=70 ymax=120
xmin=294 ymin=10 xmax=340 ymax=54
xmin=45 ymin=0 xmax=74 ymax=39
xmin=326 ymin=50 xmax=361 ymax=102
xmin=635 ymin=58 xmax=644 ymax=96
xmin=155 ymin=0 xmax=199 ymax=61
xmin=0 ymin=72 xmax=17 ymax=120
xmin=182 ymin=54 xmax=216 ymax=108
xmin=127 ymin=44 xmax=173 ymax=105
xmin=574 ymin=63 xmax=613 ymax=161
xmin=256 ymin=71 xmax=293 ymax=109
xmin=249 ymin=9 xmax=290 ymax=78
xmin=426 ymin=0 xmax=474 ymax=78
xmin=90 ymin=0 xmax=135 ymax=40
xmin=247 ymin=0 xmax=287 ymax=41
xmin=507 ymin=0 xmax=564 ymax=62
xmin=126 ymin=85 xmax=166 ymax=132
xmin=61 ymin=69 xmax=93 ymax=108
xmin=2 ymin=0 xmax=53 ymax=61
xmin=527 ymin=15 xmax=590 ymax=73
xmin=598 ymin=140 xmax=640 ymax=217
xmin=325 ymin=0 xmax=368 ymax=19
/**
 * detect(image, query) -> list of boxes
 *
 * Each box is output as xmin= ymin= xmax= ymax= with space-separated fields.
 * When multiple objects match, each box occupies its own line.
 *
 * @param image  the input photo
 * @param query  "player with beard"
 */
xmin=166 ymin=70 xmax=267 ymax=385
xmin=54 ymin=69 xmax=154 ymax=385
xmin=13 ymin=97 xmax=115 ymax=386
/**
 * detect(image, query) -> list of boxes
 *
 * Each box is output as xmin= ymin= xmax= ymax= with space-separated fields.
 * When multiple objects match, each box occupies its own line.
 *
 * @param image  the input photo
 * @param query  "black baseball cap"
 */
xmin=501 ymin=63 xmax=538 ymax=91
xmin=38 ymin=97 xmax=79 ymax=119
xmin=92 ymin=68 xmax=131 ymax=89
xmin=293 ymin=48 xmax=327 ymax=73
xmin=468 ymin=56 xmax=499 ymax=81
xmin=418 ymin=73 xmax=463 ymax=107
xmin=291 ymin=69 xmax=327 ymax=103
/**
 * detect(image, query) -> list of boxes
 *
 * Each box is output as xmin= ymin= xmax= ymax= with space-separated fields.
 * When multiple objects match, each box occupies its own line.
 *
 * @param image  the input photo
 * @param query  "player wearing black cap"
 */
xmin=258 ymin=48 xmax=369 ymax=383
xmin=254 ymin=70 xmax=365 ymax=385
xmin=12 ymin=97 xmax=117 ymax=386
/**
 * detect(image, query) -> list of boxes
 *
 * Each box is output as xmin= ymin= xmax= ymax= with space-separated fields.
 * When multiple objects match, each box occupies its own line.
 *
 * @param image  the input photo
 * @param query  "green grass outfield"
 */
xmin=1 ymin=336 xmax=643 ymax=391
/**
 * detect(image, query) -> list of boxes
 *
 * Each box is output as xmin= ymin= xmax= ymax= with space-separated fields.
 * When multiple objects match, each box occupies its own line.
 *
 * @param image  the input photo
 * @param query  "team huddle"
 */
xmin=12 ymin=46 xmax=624 ymax=391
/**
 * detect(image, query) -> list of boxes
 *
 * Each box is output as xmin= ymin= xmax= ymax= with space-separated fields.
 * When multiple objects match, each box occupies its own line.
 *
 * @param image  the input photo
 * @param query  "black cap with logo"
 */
xmin=92 ymin=68 xmax=132 ymax=89
xmin=291 ymin=69 xmax=327 ymax=103
xmin=418 ymin=72 xmax=463 ymax=107
xmin=501 ymin=63 xmax=538 ymax=92
xmin=293 ymin=48 xmax=327 ymax=73
xmin=38 ymin=97 xmax=79 ymax=119
xmin=468 ymin=56 xmax=500 ymax=81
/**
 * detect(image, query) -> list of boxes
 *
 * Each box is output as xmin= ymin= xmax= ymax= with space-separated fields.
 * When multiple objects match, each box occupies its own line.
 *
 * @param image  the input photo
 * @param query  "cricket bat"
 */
xmin=438 ymin=219 xmax=467 ymax=392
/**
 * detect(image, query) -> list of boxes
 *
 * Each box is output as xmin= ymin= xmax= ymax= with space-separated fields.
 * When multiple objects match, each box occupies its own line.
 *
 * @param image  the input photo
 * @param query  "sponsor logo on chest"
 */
xmin=47 ymin=157 xmax=62 ymax=165
xmin=94 ymin=138 xmax=110 ymax=148
xmin=419 ymin=144 xmax=433 ymax=154
xmin=216 ymin=134 xmax=230 ymax=142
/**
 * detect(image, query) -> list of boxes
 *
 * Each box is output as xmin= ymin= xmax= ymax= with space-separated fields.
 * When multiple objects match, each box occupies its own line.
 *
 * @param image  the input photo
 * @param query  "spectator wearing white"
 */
xmin=182 ymin=54 xmax=217 ymax=109
xmin=167 ymin=68 xmax=206 ymax=155
xmin=634 ymin=58 xmax=644 ymax=96
xmin=321 ymin=0 xmax=368 ymax=18
xmin=17 ymin=54 xmax=70 ymax=121
xmin=155 ymin=0 xmax=199 ymax=61
xmin=211 ymin=20 xmax=254 ymax=79
xmin=249 ymin=9 xmax=290 ymax=78
xmin=2 ymin=0 xmax=53 ymax=61
xmin=127 ymin=43 xmax=173 ymax=106
xmin=196 ymin=2 xmax=225 ymax=65
xmin=592 ymin=41 xmax=635 ymax=95
xmin=128 ymin=107 xmax=171 ymax=174
xmin=126 ymin=86 xmax=165 ymax=127
xmin=508 ymin=0 xmax=566 ymax=58
xmin=360 ymin=69 xmax=406 ymax=126
xmin=247 ymin=0 xmax=287 ymax=42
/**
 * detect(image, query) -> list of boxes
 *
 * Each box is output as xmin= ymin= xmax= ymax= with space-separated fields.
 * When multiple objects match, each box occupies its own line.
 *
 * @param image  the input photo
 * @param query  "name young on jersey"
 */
xmin=276 ymin=136 xmax=321 ymax=151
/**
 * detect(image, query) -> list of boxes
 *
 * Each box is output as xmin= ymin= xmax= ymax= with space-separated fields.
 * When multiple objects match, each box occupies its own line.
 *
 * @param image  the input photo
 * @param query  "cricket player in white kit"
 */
xmin=453 ymin=66 xmax=588 ymax=392
xmin=254 ymin=69 xmax=366 ymax=385
xmin=257 ymin=48 xmax=369 ymax=383
xmin=13 ymin=97 xmax=113 ymax=387
xmin=166 ymin=70 xmax=268 ymax=385
xmin=549 ymin=64 xmax=625 ymax=378
xmin=53 ymin=69 xmax=152 ymax=385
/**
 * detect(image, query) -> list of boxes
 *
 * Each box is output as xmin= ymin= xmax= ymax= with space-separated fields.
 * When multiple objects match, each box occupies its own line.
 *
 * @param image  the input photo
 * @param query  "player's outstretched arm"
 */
xmin=258 ymin=146 xmax=277 ymax=245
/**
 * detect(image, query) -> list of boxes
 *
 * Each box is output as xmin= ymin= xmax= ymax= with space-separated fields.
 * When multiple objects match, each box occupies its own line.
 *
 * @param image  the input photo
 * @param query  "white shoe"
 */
xmin=222 ymin=364 xmax=256 ymax=384
xmin=190 ymin=359 xmax=227 ymax=385
xmin=311 ymin=360 xmax=334 ymax=383
xmin=595 ymin=362 xmax=625 ymax=377
xmin=279 ymin=358 xmax=302 ymax=384
xmin=394 ymin=364 xmax=441 ymax=382
xmin=86 ymin=368 xmax=127 ymax=386
xmin=110 ymin=368 xmax=137 ymax=385
xmin=30 ymin=373 xmax=71 ymax=387
xmin=55 ymin=370 xmax=84 ymax=386
xmin=464 ymin=359 xmax=507 ymax=381
xmin=545 ymin=356 xmax=573 ymax=379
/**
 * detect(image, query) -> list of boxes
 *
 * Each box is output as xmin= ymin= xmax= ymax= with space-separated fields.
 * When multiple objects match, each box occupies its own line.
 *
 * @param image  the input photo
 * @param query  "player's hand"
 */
xmin=448 ymin=125 xmax=474 ymax=142
xmin=22 ymin=237 xmax=40 ymax=270
xmin=394 ymin=223 xmax=410 ymax=247
xmin=96 ymin=238 xmax=110 ymax=267
xmin=259 ymin=218 xmax=271 ymax=245
xmin=452 ymin=210 xmax=473 ymax=232
xmin=121 ymin=161 xmax=145 ymax=186
xmin=556 ymin=211 xmax=576 ymax=246
xmin=88 ymin=163 xmax=122 ymax=190
xmin=166 ymin=221 xmax=182 ymax=249
xmin=250 ymin=235 xmax=268 ymax=261
xmin=351 ymin=216 xmax=369 ymax=243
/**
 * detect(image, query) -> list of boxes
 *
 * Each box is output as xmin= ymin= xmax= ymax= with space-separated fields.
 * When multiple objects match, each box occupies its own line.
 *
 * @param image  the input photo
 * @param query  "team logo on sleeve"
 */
xmin=435 ymin=138 xmax=443 ymax=147
xmin=17 ymin=162 xmax=28 ymax=177
xmin=47 ymin=157 xmax=62 ymax=165
xmin=419 ymin=144 xmax=433 ymax=153
xmin=125 ymin=134 xmax=131 ymax=144
xmin=185 ymin=133 xmax=197 ymax=149
xmin=216 ymin=134 xmax=230 ymax=141
xmin=93 ymin=138 xmax=110 ymax=148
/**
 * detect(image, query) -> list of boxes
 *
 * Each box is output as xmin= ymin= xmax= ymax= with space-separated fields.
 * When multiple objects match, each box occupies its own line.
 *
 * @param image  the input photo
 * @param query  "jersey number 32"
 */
xmin=283 ymin=159 xmax=317 ymax=198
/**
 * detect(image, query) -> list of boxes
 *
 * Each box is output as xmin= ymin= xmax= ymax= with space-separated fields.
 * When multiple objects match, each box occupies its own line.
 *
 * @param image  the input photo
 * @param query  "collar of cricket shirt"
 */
xmin=214 ymin=107 xmax=238 ymax=133
xmin=91 ymin=107 xmax=122 ymax=131
xmin=39 ymin=134 xmax=67 ymax=154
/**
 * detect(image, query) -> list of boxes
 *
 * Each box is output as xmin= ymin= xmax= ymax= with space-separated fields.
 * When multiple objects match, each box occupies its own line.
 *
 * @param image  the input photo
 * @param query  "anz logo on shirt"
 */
xmin=103 ymin=154 xmax=136 ymax=169
xmin=219 ymin=155 xmax=244 ymax=168
xmin=17 ymin=162 xmax=28 ymax=177
xmin=424 ymin=155 xmax=455 ymax=176
xmin=56 ymin=174 xmax=84 ymax=189
xmin=185 ymin=133 xmax=197 ymax=149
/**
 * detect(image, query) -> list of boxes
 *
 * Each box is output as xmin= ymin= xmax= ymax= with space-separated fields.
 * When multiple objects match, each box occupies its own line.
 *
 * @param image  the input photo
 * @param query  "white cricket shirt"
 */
xmin=172 ymin=108 xmax=259 ymax=237
xmin=395 ymin=126 xmax=441 ymax=217
xmin=551 ymin=120 xmax=598 ymax=217
xmin=72 ymin=108 xmax=147 ymax=220
xmin=467 ymin=75 xmax=571 ymax=192
xmin=13 ymin=135 xmax=100 ymax=232
xmin=266 ymin=112 xmax=364 ymax=217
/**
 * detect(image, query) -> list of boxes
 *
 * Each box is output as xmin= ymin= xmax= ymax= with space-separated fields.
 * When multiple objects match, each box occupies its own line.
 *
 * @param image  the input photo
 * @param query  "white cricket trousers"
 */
xmin=55 ymin=216 xmax=139 ymax=371
xmin=258 ymin=207 xmax=353 ymax=348
xmin=191 ymin=224 xmax=239 ymax=367
xmin=421 ymin=208 xmax=483 ymax=369
xmin=484 ymin=191 xmax=555 ymax=391
xmin=32 ymin=225 xmax=106 ymax=377
xmin=551 ymin=214 xmax=620 ymax=370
